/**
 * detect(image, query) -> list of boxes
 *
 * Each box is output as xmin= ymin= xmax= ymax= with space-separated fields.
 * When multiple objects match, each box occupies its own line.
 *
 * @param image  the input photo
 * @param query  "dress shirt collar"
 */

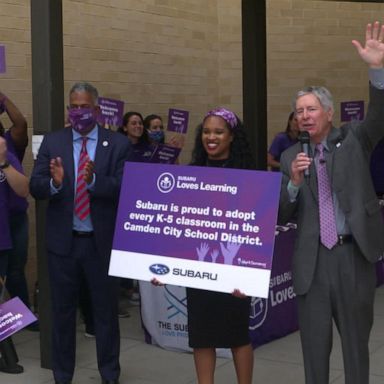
xmin=72 ymin=124 xmax=98 ymax=142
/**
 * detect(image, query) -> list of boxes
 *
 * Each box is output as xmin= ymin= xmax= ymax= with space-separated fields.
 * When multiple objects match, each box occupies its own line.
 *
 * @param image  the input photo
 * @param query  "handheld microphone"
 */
xmin=299 ymin=131 xmax=310 ymax=179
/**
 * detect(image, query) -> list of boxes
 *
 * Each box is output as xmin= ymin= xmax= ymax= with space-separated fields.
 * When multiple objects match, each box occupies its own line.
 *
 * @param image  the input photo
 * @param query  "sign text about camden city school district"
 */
xmin=126 ymin=199 xmax=261 ymax=246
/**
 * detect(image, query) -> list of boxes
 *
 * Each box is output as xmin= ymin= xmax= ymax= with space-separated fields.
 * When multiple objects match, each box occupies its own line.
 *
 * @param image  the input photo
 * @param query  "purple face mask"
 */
xmin=68 ymin=107 xmax=97 ymax=134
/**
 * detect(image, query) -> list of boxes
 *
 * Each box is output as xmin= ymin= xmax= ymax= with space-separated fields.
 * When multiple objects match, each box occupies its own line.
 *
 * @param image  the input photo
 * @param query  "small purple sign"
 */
xmin=340 ymin=100 xmax=364 ymax=122
xmin=167 ymin=108 xmax=189 ymax=134
xmin=0 ymin=297 xmax=37 ymax=342
xmin=0 ymin=46 xmax=5 ymax=73
xmin=98 ymin=97 xmax=124 ymax=127
xmin=149 ymin=144 xmax=181 ymax=164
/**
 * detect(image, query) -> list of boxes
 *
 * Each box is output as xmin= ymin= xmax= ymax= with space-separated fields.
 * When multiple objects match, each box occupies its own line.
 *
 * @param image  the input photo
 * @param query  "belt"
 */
xmin=336 ymin=234 xmax=353 ymax=245
xmin=72 ymin=230 xmax=94 ymax=238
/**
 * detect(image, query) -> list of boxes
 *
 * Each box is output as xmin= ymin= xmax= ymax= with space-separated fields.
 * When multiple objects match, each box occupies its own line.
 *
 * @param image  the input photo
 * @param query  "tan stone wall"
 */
xmin=267 ymin=0 xmax=384 ymax=141
xmin=63 ymin=0 xmax=241 ymax=164
xmin=1 ymin=0 xmax=384 ymax=301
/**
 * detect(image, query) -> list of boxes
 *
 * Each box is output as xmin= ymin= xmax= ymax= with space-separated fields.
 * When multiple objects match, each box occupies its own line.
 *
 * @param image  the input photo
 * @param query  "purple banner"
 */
xmin=0 ymin=297 xmax=37 ymax=342
xmin=98 ymin=97 xmax=124 ymax=127
xmin=340 ymin=100 xmax=364 ymax=122
xmin=249 ymin=225 xmax=298 ymax=347
xmin=149 ymin=144 xmax=181 ymax=164
xmin=167 ymin=109 xmax=189 ymax=134
xmin=0 ymin=46 xmax=5 ymax=73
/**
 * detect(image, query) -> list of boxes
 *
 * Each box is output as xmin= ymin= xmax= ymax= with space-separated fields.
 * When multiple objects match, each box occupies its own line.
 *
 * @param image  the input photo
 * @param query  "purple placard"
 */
xmin=0 ymin=297 xmax=37 ymax=342
xmin=167 ymin=108 xmax=189 ymax=134
xmin=110 ymin=163 xmax=281 ymax=296
xmin=0 ymin=46 xmax=5 ymax=73
xmin=98 ymin=97 xmax=124 ymax=127
xmin=113 ymin=163 xmax=280 ymax=268
xmin=250 ymin=225 xmax=298 ymax=347
xmin=340 ymin=100 xmax=364 ymax=122
xmin=149 ymin=144 xmax=181 ymax=164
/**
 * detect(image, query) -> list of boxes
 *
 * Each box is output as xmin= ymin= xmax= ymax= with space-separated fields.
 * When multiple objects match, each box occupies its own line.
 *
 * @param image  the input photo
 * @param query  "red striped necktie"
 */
xmin=74 ymin=137 xmax=90 ymax=220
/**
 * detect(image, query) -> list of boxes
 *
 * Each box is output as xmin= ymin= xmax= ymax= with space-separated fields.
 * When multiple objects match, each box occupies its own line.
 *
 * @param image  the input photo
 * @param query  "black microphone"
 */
xmin=299 ymin=131 xmax=310 ymax=179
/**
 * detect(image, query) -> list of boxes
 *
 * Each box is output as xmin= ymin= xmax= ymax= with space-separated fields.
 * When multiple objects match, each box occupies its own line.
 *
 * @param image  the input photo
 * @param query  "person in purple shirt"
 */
xmin=0 ymin=93 xmax=33 ymax=321
xmin=0 ymin=134 xmax=29 ymax=374
xmin=267 ymin=111 xmax=299 ymax=171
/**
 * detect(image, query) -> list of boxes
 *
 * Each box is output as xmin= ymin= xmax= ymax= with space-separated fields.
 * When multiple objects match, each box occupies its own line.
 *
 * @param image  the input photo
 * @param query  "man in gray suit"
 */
xmin=279 ymin=21 xmax=384 ymax=384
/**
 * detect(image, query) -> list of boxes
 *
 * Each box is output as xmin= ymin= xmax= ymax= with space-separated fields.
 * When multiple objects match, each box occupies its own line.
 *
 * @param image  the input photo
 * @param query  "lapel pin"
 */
xmin=102 ymin=140 xmax=109 ymax=147
xmin=336 ymin=142 xmax=341 ymax=148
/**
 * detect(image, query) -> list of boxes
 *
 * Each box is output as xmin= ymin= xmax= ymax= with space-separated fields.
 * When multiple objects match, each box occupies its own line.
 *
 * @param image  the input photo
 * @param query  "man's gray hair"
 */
xmin=292 ymin=86 xmax=334 ymax=112
xmin=69 ymin=82 xmax=99 ymax=104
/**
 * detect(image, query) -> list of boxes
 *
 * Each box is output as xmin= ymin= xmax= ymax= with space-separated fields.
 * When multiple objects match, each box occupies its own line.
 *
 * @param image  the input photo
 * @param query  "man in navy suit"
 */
xmin=30 ymin=82 xmax=131 ymax=384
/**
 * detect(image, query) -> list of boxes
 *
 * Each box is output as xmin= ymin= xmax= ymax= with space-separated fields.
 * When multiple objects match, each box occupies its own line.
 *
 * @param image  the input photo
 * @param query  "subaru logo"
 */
xmin=149 ymin=264 xmax=170 ymax=275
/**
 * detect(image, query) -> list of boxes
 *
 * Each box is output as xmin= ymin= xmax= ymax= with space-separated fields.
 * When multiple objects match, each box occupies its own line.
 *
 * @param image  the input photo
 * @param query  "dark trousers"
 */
xmin=297 ymin=242 xmax=376 ymax=384
xmin=78 ymin=270 xmax=94 ymax=333
xmin=48 ymin=236 xmax=120 ymax=382
xmin=5 ymin=212 xmax=30 ymax=308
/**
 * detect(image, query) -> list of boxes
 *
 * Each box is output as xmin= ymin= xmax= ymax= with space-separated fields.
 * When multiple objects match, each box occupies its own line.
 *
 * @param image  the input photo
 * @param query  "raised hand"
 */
xmin=352 ymin=21 xmax=384 ymax=68
xmin=220 ymin=241 xmax=241 ymax=264
xmin=211 ymin=249 xmax=219 ymax=263
xmin=196 ymin=242 xmax=209 ymax=261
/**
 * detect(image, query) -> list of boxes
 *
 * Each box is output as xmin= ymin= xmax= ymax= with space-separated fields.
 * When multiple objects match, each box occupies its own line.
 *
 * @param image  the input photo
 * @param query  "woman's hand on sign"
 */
xmin=232 ymin=288 xmax=247 ymax=299
xmin=151 ymin=278 xmax=164 ymax=287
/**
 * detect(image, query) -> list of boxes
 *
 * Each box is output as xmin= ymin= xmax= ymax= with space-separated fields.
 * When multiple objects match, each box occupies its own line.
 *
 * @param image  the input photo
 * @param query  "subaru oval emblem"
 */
xmin=149 ymin=264 xmax=170 ymax=275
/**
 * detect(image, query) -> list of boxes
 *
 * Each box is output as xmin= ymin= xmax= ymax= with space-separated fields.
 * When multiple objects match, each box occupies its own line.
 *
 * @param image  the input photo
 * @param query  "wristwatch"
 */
xmin=0 ymin=161 xmax=10 ymax=169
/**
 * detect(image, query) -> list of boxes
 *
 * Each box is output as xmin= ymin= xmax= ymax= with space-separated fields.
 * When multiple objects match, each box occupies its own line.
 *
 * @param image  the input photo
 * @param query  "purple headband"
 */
xmin=204 ymin=107 xmax=238 ymax=130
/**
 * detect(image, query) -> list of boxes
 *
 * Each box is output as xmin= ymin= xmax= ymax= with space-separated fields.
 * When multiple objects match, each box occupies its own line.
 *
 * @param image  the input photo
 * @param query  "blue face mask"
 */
xmin=148 ymin=130 xmax=165 ymax=143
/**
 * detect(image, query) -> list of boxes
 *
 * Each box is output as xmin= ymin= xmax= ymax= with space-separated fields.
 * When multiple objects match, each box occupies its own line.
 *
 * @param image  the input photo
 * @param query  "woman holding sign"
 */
xmin=152 ymin=107 xmax=255 ymax=383
xmin=188 ymin=108 xmax=256 ymax=384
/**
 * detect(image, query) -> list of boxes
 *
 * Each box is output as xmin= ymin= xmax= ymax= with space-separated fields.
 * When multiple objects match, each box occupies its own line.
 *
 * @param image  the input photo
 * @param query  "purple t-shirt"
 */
xmin=268 ymin=132 xmax=298 ymax=161
xmin=4 ymin=130 xmax=26 ymax=163
xmin=268 ymin=132 xmax=298 ymax=170
xmin=0 ymin=151 xmax=23 ymax=250
xmin=4 ymin=130 xmax=28 ymax=213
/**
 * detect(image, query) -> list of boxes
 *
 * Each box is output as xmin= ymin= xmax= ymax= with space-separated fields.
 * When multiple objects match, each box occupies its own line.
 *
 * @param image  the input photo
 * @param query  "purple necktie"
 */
xmin=316 ymin=143 xmax=338 ymax=249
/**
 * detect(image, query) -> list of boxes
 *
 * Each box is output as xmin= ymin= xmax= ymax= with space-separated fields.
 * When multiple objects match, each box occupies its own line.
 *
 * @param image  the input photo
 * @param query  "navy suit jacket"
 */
xmin=30 ymin=126 xmax=132 ymax=260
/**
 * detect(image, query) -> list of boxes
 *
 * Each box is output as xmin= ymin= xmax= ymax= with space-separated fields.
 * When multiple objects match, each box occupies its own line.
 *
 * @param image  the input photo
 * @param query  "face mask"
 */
xmin=148 ymin=130 xmax=165 ymax=143
xmin=68 ymin=107 xmax=97 ymax=134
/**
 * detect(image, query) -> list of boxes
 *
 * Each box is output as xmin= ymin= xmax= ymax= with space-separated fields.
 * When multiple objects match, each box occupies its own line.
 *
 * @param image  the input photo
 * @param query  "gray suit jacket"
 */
xmin=278 ymin=85 xmax=384 ymax=295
